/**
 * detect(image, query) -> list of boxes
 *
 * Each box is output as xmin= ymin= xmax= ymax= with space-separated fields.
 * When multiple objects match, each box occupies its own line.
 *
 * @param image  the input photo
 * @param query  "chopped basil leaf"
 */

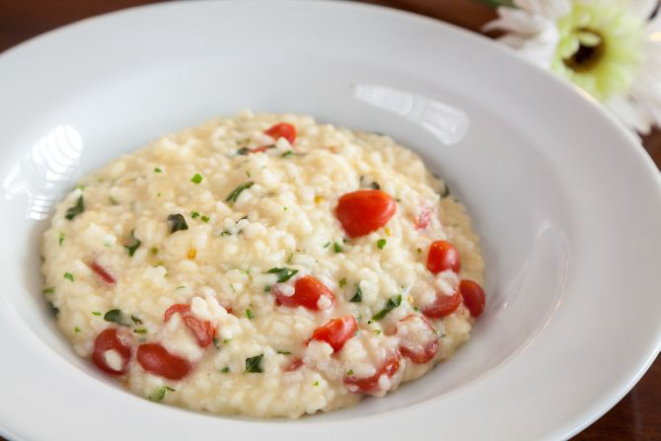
xmin=246 ymin=309 xmax=254 ymax=319
xmin=91 ymin=311 xmax=102 ymax=316
xmin=266 ymin=267 xmax=299 ymax=283
xmin=191 ymin=211 xmax=200 ymax=218
xmin=150 ymin=247 xmax=159 ymax=255
xmin=133 ymin=328 xmax=147 ymax=334
xmin=58 ymin=232 xmax=65 ymax=246
xmin=347 ymin=369 xmax=354 ymax=376
xmin=226 ymin=181 xmax=254 ymax=204
xmin=339 ymin=278 xmax=347 ymax=287
xmin=213 ymin=337 xmax=221 ymax=349
xmin=350 ymin=285 xmax=362 ymax=303
xmin=245 ymin=354 xmax=264 ymax=373
xmin=154 ymin=167 xmax=162 ymax=173
xmin=372 ymin=294 xmax=402 ymax=320
xmin=167 ymin=214 xmax=188 ymax=233
xmin=377 ymin=239 xmax=387 ymax=250
xmin=281 ymin=151 xmax=293 ymax=158
xmin=48 ymin=302 xmax=59 ymax=317
xmin=63 ymin=272 xmax=74 ymax=282
xmin=221 ymin=367 xmax=230 ymax=373
xmin=149 ymin=386 xmax=175 ymax=401
xmin=201 ymin=215 xmax=210 ymax=223
xmin=42 ymin=286 xmax=55 ymax=295
xmin=74 ymin=327 xmax=81 ymax=333
xmin=191 ymin=173 xmax=203 ymax=184
xmin=277 ymin=350 xmax=292 ymax=355
xmin=370 ymin=182 xmax=381 ymax=190
xmin=65 ymin=196 xmax=84 ymax=220
xmin=264 ymin=285 xmax=271 ymax=293
xmin=441 ymin=183 xmax=451 ymax=198
xmin=131 ymin=315 xmax=143 ymax=324
xmin=333 ymin=242 xmax=343 ymax=253
xmin=103 ymin=309 xmax=131 ymax=326
xmin=125 ymin=230 xmax=141 ymax=257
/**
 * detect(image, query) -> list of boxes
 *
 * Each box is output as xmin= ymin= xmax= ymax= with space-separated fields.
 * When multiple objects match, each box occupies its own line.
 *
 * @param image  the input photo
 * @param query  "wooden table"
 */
xmin=0 ymin=1 xmax=658 ymax=439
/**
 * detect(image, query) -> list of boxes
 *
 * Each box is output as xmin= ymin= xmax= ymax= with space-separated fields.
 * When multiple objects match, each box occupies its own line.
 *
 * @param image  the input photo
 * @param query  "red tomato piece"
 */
xmin=311 ymin=316 xmax=357 ymax=352
xmin=421 ymin=291 xmax=461 ymax=319
xmin=92 ymin=328 xmax=132 ymax=375
xmin=137 ymin=343 xmax=192 ymax=380
xmin=89 ymin=261 xmax=116 ymax=285
xmin=274 ymin=276 xmax=335 ymax=310
xmin=344 ymin=354 xmax=401 ymax=394
xmin=285 ymin=358 xmax=304 ymax=372
xmin=426 ymin=240 xmax=461 ymax=274
xmin=397 ymin=315 xmax=439 ymax=364
xmin=163 ymin=303 xmax=216 ymax=348
xmin=336 ymin=190 xmax=397 ymax=238
xmin=459 ymin=280 xmax=486 ymax=318
xmin=163 ymin=304 xmax=190 ymax=322
xmin=264 ymin=123 xmax=296 ymax=144
xmin=414 ymin=206 xmax=432 ymax=230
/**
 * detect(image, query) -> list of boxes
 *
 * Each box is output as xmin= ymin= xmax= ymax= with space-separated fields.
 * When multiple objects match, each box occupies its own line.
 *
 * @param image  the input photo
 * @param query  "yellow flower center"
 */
xmin=552 ymin=1 xmax=646 ymax=101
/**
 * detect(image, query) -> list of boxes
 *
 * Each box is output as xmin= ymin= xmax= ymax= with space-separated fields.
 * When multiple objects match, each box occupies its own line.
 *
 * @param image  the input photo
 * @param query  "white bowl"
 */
xmin=0 ymin=1 xmax=660 ymax=440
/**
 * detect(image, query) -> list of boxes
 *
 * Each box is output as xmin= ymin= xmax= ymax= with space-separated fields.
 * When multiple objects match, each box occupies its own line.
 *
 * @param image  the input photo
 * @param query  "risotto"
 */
xmin=41 ymin=111 xmax=486 ymax=418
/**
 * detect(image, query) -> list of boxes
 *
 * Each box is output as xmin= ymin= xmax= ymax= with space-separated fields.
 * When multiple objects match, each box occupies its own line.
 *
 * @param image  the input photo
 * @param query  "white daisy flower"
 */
xmin=485 ymin=0 xmax=661 ymax=134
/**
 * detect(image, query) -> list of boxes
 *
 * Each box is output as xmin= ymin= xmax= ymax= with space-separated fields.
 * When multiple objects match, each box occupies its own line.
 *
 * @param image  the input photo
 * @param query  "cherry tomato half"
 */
xmin=397 ymin=315 xmax=439 ymax=364
xmin=264 ymin=123 xmax=296 ymax=144
xmin=164 ymin=303 xmax=216 ymax=348
xmin=92 ymin=328 xmax=132 ymax=375
xmin=459 ymin=280 xmax=486 ymax=318
xmin=344 ymin=354 xmax=401 ymax=394
xmin=336 ymin=190 xmax=397 ymax=238
xmin=137 ymin=343 xmax=192 ymax=380
xmin=421 ymin=291 xmax=461 ymax=319
xmin=274 ymin=276 xmax=335 ymax=311
xmin=426 ymin=240 xmax=460 ymax=274
xmin=310 ymin=316 xmax=357 ymax=352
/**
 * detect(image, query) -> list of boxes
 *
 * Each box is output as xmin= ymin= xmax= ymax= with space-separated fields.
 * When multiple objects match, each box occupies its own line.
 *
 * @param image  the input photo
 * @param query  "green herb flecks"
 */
xmin=125 ymin=230 xmax=141 ymax=257
xmin=201 ymin=215 xmax=210 ymax=223
xmin=65 ymin=196 xmax=84 ymax=220
xmin=58 ymin=232 xmax=65 ymax=246
xmin=347 ymin=369 xmax=354 ymax=376
xmin=154 ymin=167 xmax=162 ymax=173
xmin=226 ymin=181 xmax=254 ymax=205
xmin=191 ymin=173 xmax=203 ymax=184
xmin=191 ymin=211 xmax=200 ymax=219
xmin=167 ymin=214 xmax=188 ymax=233
xmin=220 ymin=231 xmax=232 ymax=237
xmin=150 ymin=247 xmax=159 ymax=255
xmin=280 ymin=151 xmax=293 ymax=158
xmin=266 ymin=267 xmax=299 ymax=283
xmin=333 ymin=242 xmax=343 ymax=253
xmin=221 ymin=367 xmax=230 ymax=373
xmin=323 ymin=242 xmax=331 ymax=248
xmin=133 ymin=328 xmax=147 ymax=334
xmin=339 ymin=278 xmax=347 ymax=288
xmin=91 ymin=311 xmax=102 ymax=316
xmin=63 ymin=272 xmax=74 ymax=282
xmin=246 ymin=309 xmax=254 ymax=319
xmin=42 ymin=286 xmax=55 ymax=295
xmin=350 ymin=285 xmax=363 ymax=303
xmin=131 ymin=315 xmax=143 ymax=324
xmin=277 ymin=350 xmax=292 ymax=355
xmin=377 ymin=238 xmax=387 ymax=250
xmin=236 ymin=147 xmax=250 ymax=156
xmin=213 ymin=337 xmax=221 ymax=349
xmin=74 ymin=326 xmax=81 ymax=333
xmin=103 ymin=309 xmax=132 ymax=327
xmin=245 ymin=354 xmax=264 ymax=373
xmin=149 ymin=386 xmax=175 ymax=401
xmin=372 ymin=294 xmax=402 ymax=320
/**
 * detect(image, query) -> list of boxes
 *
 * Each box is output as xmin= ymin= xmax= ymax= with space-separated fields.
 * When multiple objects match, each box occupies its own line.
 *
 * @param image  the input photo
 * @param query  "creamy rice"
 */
xmin=41 ymin=111 xmax=485 ymax=418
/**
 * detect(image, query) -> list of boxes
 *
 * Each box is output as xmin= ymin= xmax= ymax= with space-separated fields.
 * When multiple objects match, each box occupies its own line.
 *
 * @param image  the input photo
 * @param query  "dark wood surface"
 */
xmin=0 ymin=1 xmax=658 ymax=440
